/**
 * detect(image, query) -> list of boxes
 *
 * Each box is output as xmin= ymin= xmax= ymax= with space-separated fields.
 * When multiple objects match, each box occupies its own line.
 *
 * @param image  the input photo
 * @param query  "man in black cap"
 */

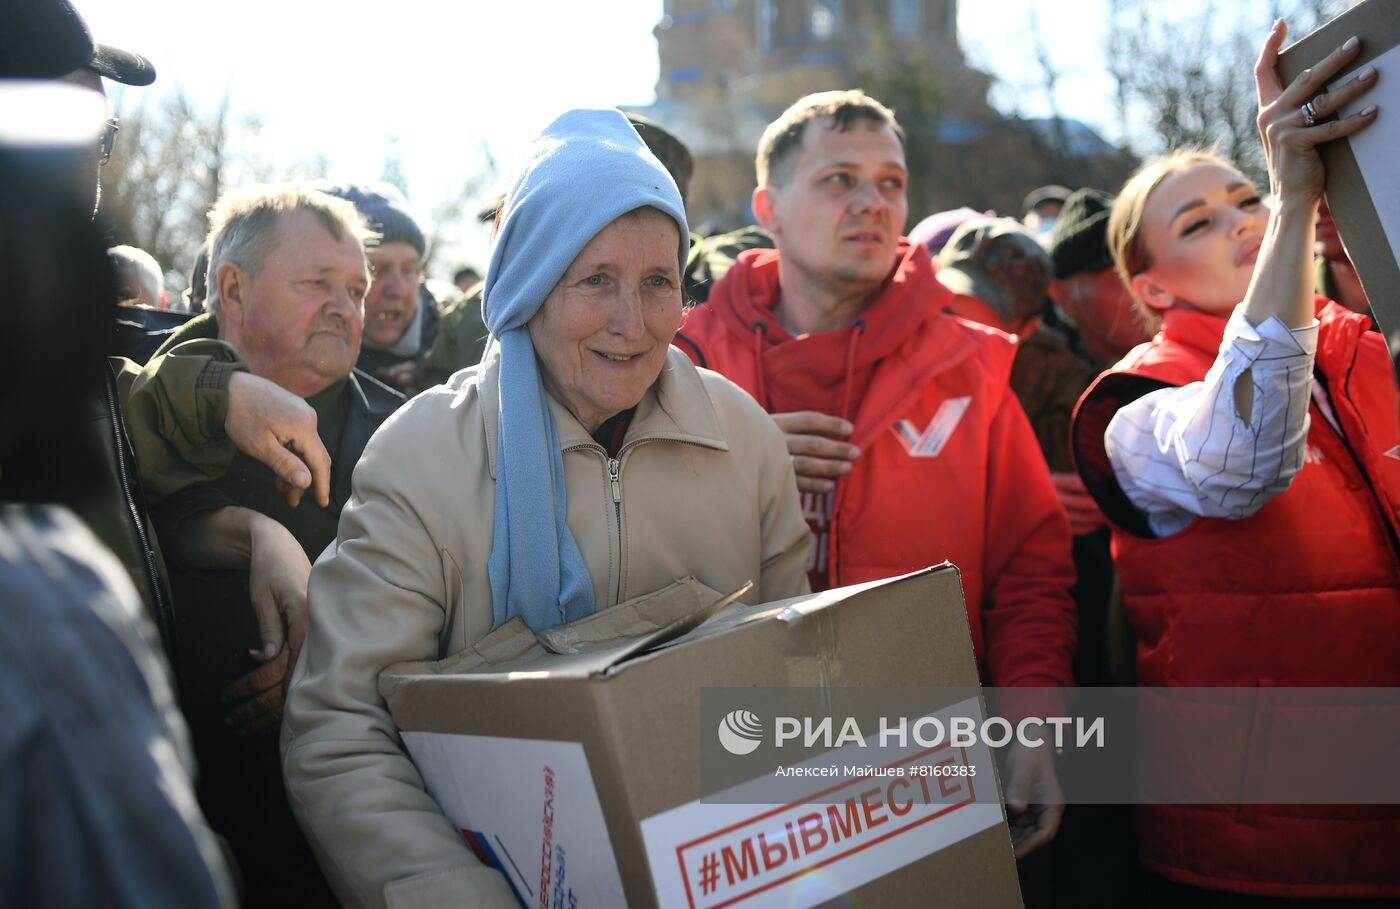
xmin=0 ymin=2 xmax=236 ymax=906
xmin=3 ymin=2 xmax=343 ymax=901
xmin=1047 ymin=188 xmax=1150 ymax=368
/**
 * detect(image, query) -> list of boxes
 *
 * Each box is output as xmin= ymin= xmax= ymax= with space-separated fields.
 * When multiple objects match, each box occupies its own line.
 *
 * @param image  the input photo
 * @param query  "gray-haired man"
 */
xmin=149 ymin=185 xmax=402 ymax=908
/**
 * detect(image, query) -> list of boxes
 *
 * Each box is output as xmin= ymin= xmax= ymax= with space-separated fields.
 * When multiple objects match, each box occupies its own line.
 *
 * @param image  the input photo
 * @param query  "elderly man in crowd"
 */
xmin=147 ymin=185 xmax=401 ymax=908
xmin=1046 ymin=188 xmax=1151 ymax=368
xmin=315 ymin=182 xmax=440 ymax=392
xmin=109 ymin=244 xmax=168 ymax=308
xmin=676 ymin=90 xmax=1077 ymax=862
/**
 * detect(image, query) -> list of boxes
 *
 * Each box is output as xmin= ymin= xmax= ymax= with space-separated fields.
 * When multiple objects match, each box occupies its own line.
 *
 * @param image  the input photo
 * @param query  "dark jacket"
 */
xmin=0 ymin=504 xmax=235 ymax=909
xmin=112 ymin=306 xmax=197 ymax=365
xmin=88 ymin=363 xmax=180 ymax=649
xmin=150 ymin=315 xmax=401 ymax=907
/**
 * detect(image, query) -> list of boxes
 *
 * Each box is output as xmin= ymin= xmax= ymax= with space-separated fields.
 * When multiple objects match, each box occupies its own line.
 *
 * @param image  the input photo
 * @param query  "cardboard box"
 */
xmin=380 ymin=566 xmax=1021 ymax=908
xmin=1278 ymin=0 xmax=1400 ymax=337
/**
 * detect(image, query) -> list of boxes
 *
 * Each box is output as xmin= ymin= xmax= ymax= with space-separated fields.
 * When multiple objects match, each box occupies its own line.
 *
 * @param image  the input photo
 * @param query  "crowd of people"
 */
xmin=4 ymin=0 xmax=1398 ymax=907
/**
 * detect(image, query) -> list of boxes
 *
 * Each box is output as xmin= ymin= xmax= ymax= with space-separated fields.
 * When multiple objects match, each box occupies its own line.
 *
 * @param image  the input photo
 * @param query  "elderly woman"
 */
xmin=281 ymin=110 xmax=810 ymax=908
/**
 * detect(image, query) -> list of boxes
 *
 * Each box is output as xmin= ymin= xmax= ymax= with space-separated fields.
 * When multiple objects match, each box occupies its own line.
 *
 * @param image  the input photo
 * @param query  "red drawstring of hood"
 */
xmin=750 ymin=319 xmax=770 ymax=409
xmin=749 ymin=317 xmax=867 ymax=421
xmin=839 ymin=319 xmax=866 ymax=423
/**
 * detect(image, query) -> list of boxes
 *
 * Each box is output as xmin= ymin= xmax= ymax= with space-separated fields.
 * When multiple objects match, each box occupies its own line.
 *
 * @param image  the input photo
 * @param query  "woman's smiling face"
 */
xmin=1134 ymin=162 xmax=1268 ymax=317
xmin=528 ymin=207 xmax=682 ymax=432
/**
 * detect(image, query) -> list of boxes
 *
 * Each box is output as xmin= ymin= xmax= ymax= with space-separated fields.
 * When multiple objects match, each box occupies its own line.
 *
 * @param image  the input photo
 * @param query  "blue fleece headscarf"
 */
xmin=482 ymin=108 xmax=689 ymax=633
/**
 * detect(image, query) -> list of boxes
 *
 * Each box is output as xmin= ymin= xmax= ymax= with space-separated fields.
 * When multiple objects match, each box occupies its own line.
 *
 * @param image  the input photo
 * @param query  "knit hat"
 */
xmin=1049 ymin=187 xmax=1114 ymax=279
xmin=936 ymin=217 xmax=1051 ymax=326
xmin=483 ymin=108 xmax=688 ymax=634
xmin=908 ymin=207 xmax=994 ymax=256
xmin=314 ymin=181 xmax=426 ymax=256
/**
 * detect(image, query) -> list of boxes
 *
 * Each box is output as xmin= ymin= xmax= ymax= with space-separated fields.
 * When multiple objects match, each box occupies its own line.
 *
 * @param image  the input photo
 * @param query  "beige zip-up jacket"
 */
xmin=282 ymin=347 xmax=810 ymax=909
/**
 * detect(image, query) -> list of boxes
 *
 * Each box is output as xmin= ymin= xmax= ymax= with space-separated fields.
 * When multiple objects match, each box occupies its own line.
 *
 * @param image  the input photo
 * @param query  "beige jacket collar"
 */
xmin=479 ymin=346 xmax=730 ymax=479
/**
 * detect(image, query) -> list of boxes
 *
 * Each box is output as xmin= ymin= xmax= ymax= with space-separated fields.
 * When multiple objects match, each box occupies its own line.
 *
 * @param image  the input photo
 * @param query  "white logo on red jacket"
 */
xmin=892 ymin=396 xmax=972 ymax=458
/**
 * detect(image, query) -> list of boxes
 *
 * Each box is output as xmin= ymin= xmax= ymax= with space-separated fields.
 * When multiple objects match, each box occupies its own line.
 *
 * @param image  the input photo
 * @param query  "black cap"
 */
xmin=90 ymin=42 xmax=157 ymax=86
xmin=1049 ymin=188 xmax=1115 ymax=280
xmin=2 ymin=0 xmax=155 ymax=85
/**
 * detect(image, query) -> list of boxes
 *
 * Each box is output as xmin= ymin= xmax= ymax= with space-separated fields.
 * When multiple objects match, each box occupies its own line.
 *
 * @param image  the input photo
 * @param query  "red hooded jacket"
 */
xmin=677 ymin=241 xmax=1076 ymax=690
xmin=1072 ymin=300 xmax=1400 ymax=897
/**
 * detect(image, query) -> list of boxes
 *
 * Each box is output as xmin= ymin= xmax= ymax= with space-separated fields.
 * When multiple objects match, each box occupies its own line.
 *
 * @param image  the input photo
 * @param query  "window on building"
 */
xmin=810 ymin=0 xmax=840 ymax=40
xmin=891 ymin=0 xmax=921 ymax=36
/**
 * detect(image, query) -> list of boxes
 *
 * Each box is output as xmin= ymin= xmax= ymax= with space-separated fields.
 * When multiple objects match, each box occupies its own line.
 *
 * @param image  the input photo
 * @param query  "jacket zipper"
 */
xmin=101 ymin=367 xmax=176 ymax=655
xmin=563 ymin=436 xmax=713 ymax=606
xmin=608 ymin=456 xmax=623 ymax=604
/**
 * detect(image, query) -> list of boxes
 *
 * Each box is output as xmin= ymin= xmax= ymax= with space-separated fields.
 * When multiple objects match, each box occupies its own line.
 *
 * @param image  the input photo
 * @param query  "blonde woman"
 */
xmin=1071 ymin=23 xmax=1400 ymax=902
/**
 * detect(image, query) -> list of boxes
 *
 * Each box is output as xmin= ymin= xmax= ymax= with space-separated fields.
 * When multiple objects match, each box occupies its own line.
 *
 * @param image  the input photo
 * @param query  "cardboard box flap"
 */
xmin=538 ymin=576 xmax=750 ymax=655
xmin=409 ymin=615 xmax=546 ymax=678
xmin=640 ymin=565 xmax=956 ymax=658
xmin=380 ymin=577 xmax=751 ymax=695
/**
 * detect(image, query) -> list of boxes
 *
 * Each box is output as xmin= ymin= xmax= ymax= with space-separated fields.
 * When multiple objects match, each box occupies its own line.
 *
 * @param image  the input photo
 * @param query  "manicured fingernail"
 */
xmin=1359 ymin=66 xmax=1376 ymax=81
xmin=1344 ymin=36 xmax=1359 ymax=51
xmin=838 ymin=462 xmax=852 ymax=474
xmin=1362 ymin=105 xmax=1377 ymax=117
xmin=265 ymin=642 xmax=279 ymax=659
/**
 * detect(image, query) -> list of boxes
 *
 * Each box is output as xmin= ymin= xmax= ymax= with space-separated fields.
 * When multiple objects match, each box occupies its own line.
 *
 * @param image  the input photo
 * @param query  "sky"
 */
xmin=72 ymin=0 xmax=1256 ymax=274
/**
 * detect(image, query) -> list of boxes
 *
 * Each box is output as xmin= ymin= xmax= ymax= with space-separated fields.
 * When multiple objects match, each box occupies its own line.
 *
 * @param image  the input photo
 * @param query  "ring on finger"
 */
xmin=1301 ymin=99 xmax=1321 ymax=128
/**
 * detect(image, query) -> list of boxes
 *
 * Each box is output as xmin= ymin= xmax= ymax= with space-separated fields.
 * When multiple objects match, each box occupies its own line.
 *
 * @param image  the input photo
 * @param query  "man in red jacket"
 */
xmin=676 ymin=90 xmax=1077 ymax=859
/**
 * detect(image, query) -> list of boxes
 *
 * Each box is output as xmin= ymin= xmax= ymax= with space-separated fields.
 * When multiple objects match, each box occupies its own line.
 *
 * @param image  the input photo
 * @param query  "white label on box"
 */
xmin=401 ymin=732 xmax=624 ymax=908
xmin=640 ymin=698 xmax=1004 ymax=909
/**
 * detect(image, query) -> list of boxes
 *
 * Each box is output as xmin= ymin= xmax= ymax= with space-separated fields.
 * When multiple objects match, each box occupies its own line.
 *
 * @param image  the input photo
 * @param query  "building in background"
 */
xmin=634 ymin=0 xmax=1133 ymax=231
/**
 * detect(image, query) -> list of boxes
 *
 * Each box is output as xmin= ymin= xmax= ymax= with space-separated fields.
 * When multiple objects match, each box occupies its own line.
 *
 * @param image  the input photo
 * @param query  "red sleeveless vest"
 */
xmin=1073 ymin=301 xmax=1400 ymax=897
